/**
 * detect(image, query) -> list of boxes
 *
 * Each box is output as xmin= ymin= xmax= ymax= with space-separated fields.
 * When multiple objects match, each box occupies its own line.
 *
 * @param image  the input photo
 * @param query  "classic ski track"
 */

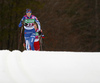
xmin=6 ymin=51 xmax=33 ymax=83
xmin=0 ymin=50 xmax=15 ymax=83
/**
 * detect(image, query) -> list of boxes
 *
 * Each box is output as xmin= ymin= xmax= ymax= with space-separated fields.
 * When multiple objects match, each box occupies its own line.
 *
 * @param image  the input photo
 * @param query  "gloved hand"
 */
xmin=24 ymin=23 xmax=28 ymax=26
xmin=38 ymin=31 xmax=42 ymax=35
xmin=18 ymin=23 xmax=22 ymax=27
xmin=41 ymin=34 xmax=45 ymax=38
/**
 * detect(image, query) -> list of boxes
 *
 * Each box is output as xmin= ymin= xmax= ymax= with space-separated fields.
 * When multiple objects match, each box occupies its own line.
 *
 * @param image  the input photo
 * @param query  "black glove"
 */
xmin=38 ymin=31 xmax=42 ymax=35
xmin=24 ymin=23 xmax=28 ymax=26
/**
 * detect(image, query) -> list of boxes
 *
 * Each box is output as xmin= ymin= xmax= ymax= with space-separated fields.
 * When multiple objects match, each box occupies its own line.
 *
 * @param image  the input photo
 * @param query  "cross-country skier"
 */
xmin=18 ymin=9 xmax=41 ymax=50
xmin=34 ymin=23 xmax=44 ymax=51
xmin=34 ymin=23 xmax=40 ymax=51
xmin=23 ymin=23 xmax=44 ymax=51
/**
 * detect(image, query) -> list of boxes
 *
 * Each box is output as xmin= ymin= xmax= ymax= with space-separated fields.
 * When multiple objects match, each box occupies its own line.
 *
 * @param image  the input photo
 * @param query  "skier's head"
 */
xmin=26 ymin=9 xmax=32 ymax=13
xmin=26 ymin=9 xmax=32 ymax=17
xmin=34 ymin=22 xmax=38 ymax=30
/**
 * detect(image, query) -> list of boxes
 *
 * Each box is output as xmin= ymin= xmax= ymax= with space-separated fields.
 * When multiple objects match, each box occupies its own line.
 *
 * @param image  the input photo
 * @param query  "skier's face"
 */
xmin=34 ymin=24 xmax=37 ymax=30
xmin=26 ymin=13 xmax=31 ymax=17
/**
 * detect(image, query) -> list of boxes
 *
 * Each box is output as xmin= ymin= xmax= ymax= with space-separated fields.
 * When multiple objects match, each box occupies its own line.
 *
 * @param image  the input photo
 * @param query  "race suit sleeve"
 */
xmin=18 ymin=16 xmax=25 ymax=27
xmin=35 ymin=17 xmax=41 ymax=31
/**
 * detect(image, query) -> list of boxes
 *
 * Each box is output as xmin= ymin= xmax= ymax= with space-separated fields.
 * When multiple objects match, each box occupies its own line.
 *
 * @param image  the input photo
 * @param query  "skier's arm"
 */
xmin=18 ymin=16 xmax=25 ymax=27
xmin=35 ymin=17 xmax=41 ymax=31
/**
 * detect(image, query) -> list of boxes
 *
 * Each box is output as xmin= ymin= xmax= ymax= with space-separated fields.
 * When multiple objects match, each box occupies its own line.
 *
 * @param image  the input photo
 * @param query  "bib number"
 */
xmin=24 ymin=19 xmax=35 ymax=27
xmin=27 ymin=23 xmax=33 ymax=26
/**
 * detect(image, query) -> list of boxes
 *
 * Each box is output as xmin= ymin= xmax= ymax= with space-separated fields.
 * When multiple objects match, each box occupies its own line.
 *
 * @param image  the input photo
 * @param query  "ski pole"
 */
xmin=39 ymin=32 xmax=44 ymax=51
xmin=18 ymin=26 xmax=23 ymax=50
xmin=39 ymin=36 xmax=43 ymax=51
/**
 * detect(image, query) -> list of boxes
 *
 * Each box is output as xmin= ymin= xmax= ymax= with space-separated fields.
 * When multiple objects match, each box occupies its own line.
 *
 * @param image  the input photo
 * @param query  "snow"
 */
xmin=0 ymin=50 xmax=100 ymax=83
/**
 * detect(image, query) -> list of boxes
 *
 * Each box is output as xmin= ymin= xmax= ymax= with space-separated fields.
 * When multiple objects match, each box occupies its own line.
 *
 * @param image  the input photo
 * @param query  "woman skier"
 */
xmin=18 ymin=9 xmax=41 ymax=50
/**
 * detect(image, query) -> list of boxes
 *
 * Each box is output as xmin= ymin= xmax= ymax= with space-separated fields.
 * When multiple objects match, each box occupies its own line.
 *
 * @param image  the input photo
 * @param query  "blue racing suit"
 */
xmin=18 ymin=15 xmax=41 ymax=50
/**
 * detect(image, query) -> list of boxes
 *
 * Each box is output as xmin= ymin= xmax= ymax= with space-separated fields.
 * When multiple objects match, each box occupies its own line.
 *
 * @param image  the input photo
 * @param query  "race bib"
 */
xmin=24 ymin=19 xmax=35 ymax=23
xmin=24 ymin=19 xmax=35 ymax=27
xmin=36 ymin=32 xmax=39 ymax=36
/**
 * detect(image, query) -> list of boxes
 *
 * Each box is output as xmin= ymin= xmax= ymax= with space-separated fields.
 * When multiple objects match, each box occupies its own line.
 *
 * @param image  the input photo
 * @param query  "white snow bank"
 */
xmin=0 ymin=50 xmax=100 ymax=83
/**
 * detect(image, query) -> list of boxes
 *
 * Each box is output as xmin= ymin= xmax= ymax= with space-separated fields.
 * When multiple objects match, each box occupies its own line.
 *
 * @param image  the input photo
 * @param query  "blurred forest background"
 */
xmin=0 ymin=0 xmax=100 ymax=51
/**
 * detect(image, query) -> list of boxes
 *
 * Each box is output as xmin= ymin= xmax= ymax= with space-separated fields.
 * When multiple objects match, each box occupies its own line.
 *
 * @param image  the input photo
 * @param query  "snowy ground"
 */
xmin=0 ymin=50 xmax=100 ymax=83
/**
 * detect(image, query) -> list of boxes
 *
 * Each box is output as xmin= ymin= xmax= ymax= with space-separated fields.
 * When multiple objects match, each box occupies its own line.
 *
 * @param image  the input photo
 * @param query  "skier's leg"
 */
xmin=34 ymin=41 xmax=40 ymax=51
xmin=24 ymin=29 xmax=31 ymax=50
xmin=37 ymin=41 xmax=40 ymax=51
xmin=29 ymin=33 xmax=36 ymax=50
xmin=25 ymin=37 xmax=30 ymax=50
